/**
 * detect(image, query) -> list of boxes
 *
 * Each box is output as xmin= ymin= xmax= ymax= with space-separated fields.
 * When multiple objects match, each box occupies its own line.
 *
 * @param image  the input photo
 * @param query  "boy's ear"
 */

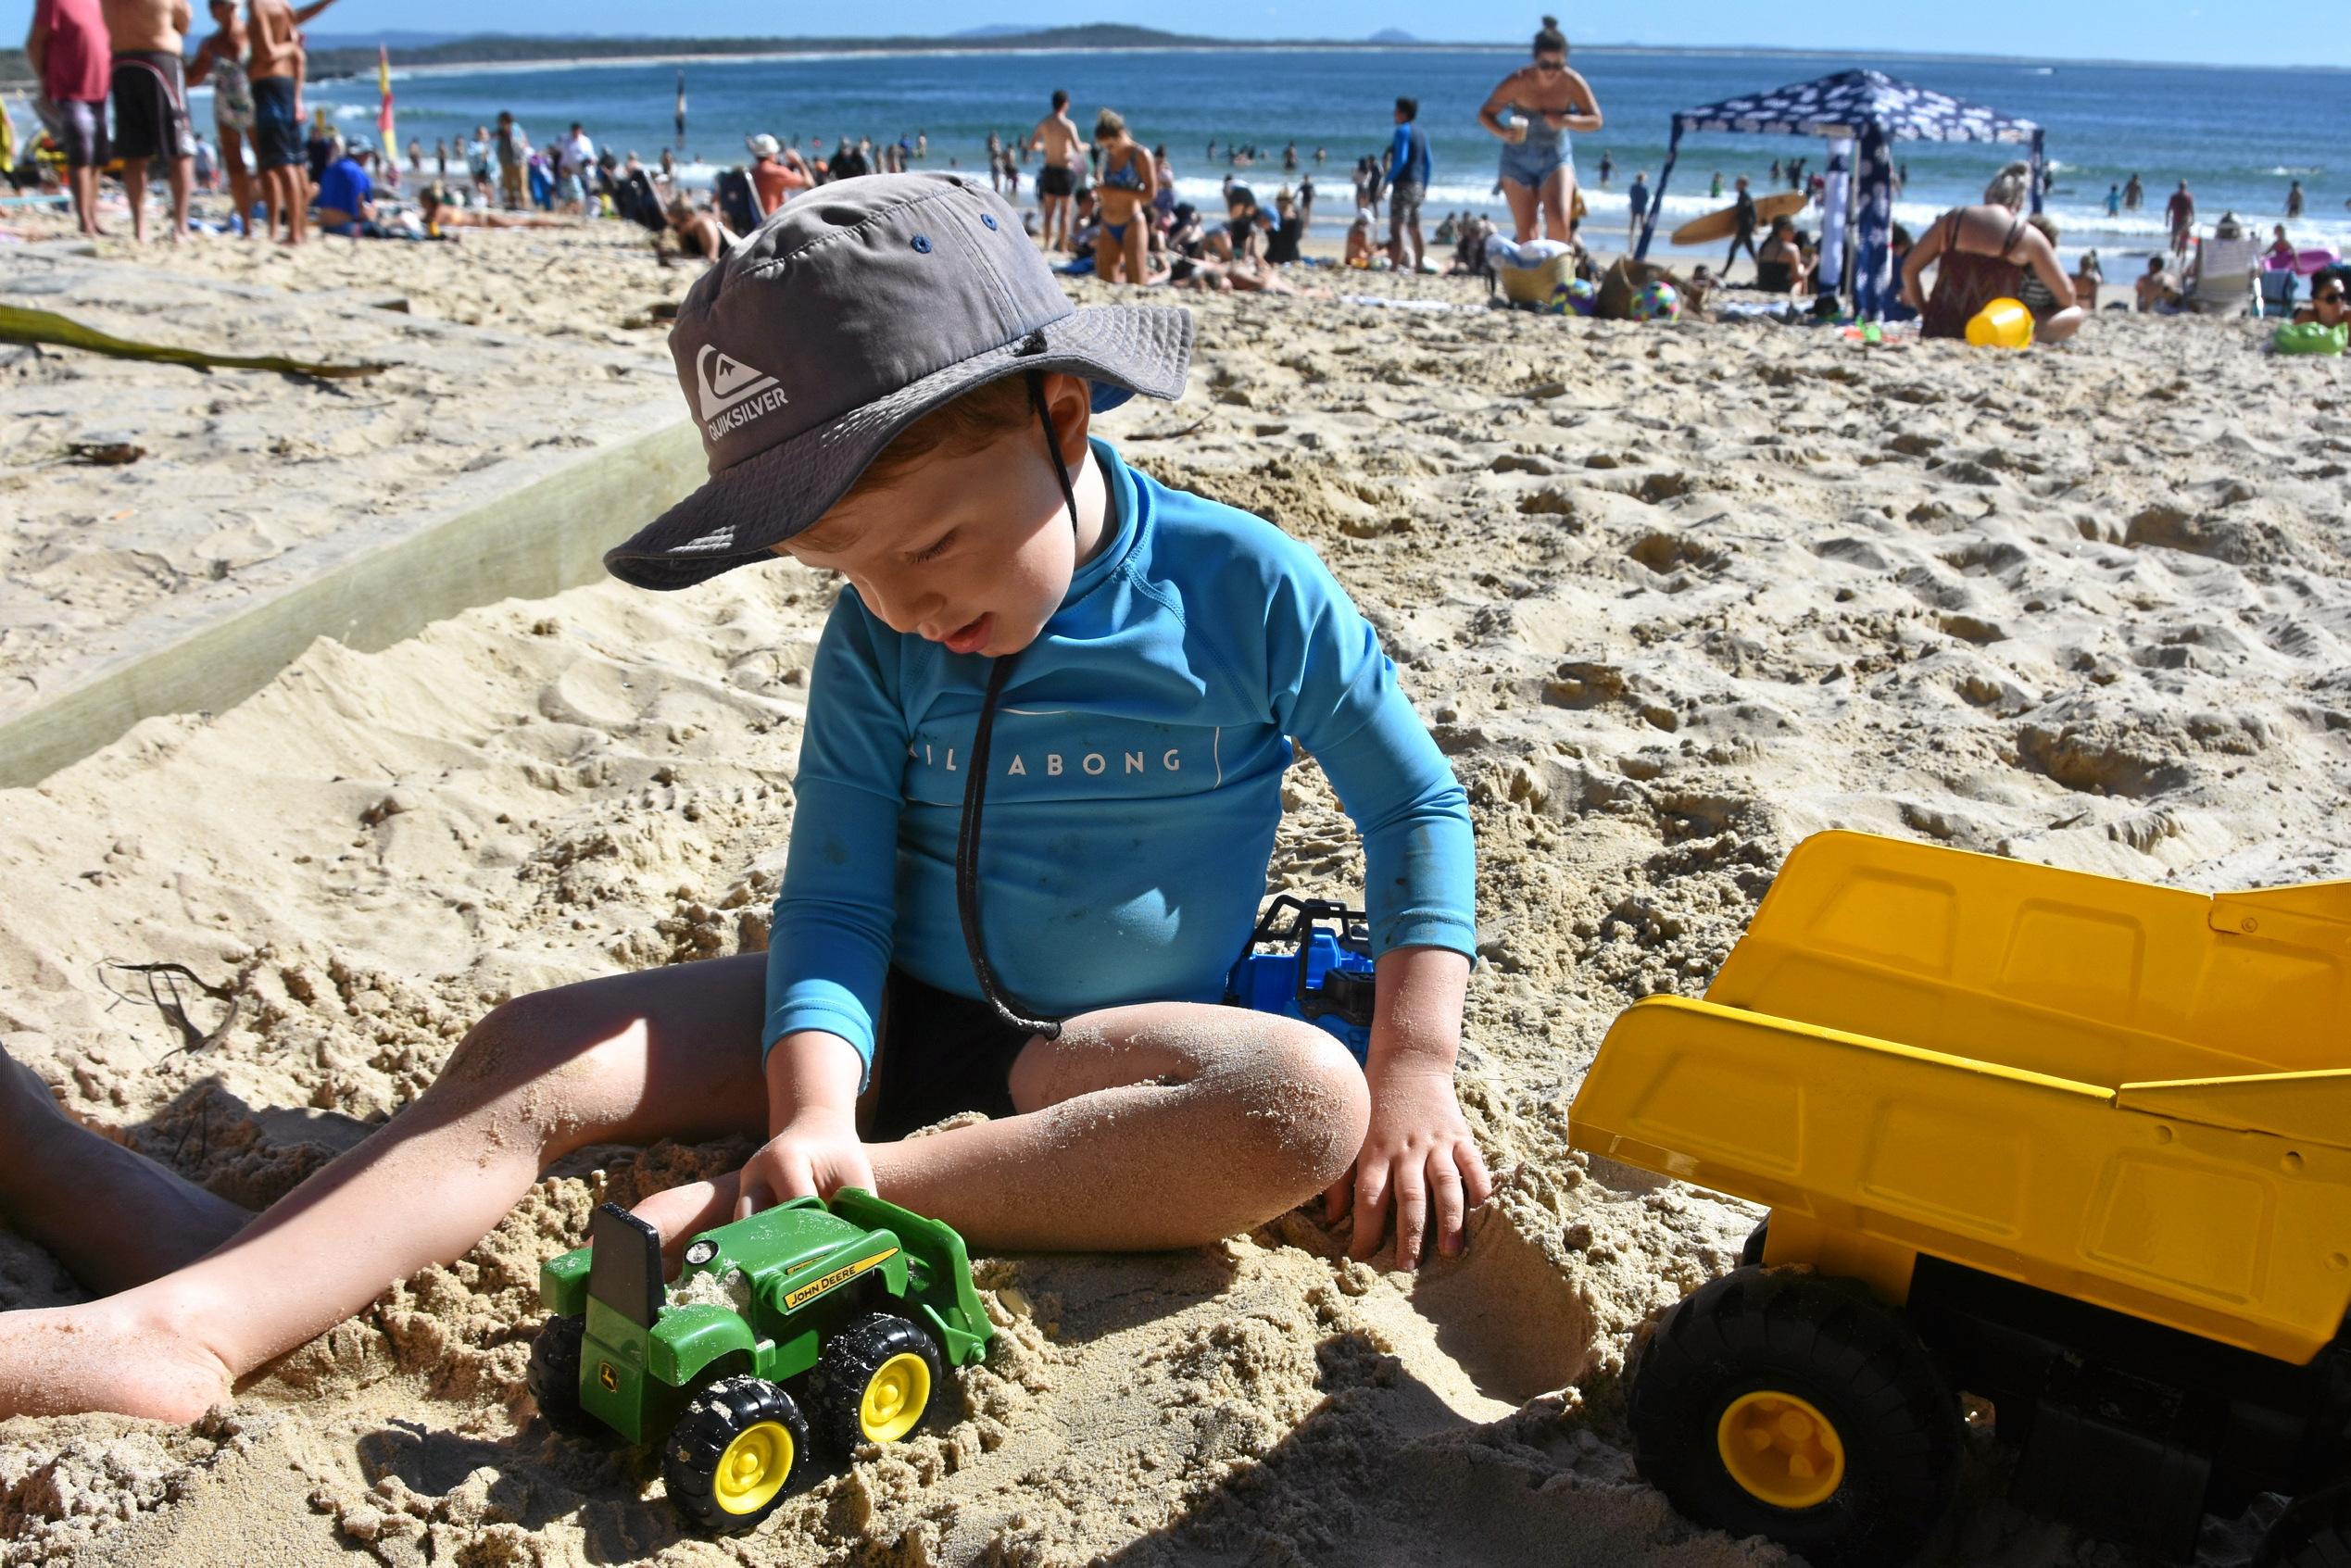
xmin=1043 ymin=371 xmax=1093 ymax=470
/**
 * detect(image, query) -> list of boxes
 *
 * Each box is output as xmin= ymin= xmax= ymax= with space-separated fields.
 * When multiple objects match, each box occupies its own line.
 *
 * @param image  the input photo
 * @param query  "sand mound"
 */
xmin=6 ymin=239 xmax=2344 ymax=1564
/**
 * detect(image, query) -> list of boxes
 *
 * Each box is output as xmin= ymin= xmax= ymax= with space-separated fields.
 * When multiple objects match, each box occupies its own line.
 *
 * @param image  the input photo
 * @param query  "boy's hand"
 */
xmin=1328 ymin=1059 xmax=1491 ymax=1271
xmin=739 ymin=1029 xmax=871 ymax=1217
xmin=734 ymin=1108 xmax=874 ymax=1218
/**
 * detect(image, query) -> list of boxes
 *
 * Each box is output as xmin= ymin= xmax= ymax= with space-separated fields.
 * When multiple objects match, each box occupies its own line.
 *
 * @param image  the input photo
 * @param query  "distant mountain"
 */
xmin=951 ymin=24 xmax=1038 ymax=38
xmin=304 ymin=31 xmax=465 ymax=49
xmin=1367 ymin=28 xmax=1418 ymax=43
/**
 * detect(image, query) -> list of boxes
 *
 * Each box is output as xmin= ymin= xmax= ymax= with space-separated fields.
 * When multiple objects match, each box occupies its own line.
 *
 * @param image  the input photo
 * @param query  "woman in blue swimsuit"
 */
xmin=1477 ymin=16 xmax=1604 ymax=245
xmin=1093 ymin=109 xmax=1158 ymax=285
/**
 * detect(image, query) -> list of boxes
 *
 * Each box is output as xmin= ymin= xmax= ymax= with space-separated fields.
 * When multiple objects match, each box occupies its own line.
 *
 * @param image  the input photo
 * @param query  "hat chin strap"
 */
xmin=950 ymin=371 xmax=1083 ymax=1042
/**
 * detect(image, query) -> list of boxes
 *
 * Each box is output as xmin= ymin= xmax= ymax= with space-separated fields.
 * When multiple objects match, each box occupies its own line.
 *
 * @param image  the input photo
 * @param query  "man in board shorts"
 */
xmin=26 ymin=0 xmax=111 ymax=237
xmin=1028 ymin=89 xmax=1087 ymax=254
xmin=246 ymin=0 xmax=324 ymax=245
xmin=104 ymin=0 xmax=197 ymax=243
xmin=1382 ymin=95 xmax=1432 ymax=272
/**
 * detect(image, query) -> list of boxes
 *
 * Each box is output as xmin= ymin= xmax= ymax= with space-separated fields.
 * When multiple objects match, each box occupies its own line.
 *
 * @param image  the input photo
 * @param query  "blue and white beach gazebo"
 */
xmin=1633 ymin=69 xmax=2046 ymax=320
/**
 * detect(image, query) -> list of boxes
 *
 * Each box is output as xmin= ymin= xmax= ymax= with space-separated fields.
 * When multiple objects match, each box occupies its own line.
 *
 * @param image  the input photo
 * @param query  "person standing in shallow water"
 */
xmin=1477 ymin=15 xmax=1603 ymax=244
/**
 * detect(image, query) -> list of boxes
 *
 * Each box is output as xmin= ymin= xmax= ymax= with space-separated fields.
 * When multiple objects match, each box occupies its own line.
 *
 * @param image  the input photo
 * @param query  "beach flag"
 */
xmin=376 ymin=45 xmax=396 ymax=154
xmin=675 ymin=70 xmax=687 ymax=155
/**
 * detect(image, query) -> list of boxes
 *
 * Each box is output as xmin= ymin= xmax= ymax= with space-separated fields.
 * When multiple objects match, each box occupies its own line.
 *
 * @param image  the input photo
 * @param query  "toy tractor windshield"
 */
xmin=589 ymin=1205 xmax=663 ymax=1330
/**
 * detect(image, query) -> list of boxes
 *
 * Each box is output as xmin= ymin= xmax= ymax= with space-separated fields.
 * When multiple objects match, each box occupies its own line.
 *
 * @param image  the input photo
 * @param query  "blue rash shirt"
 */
xmin=762 ymin=438 xmax=1477 ymax=1078
xmin=1386 ymin=122 xmax=1432 ymax=190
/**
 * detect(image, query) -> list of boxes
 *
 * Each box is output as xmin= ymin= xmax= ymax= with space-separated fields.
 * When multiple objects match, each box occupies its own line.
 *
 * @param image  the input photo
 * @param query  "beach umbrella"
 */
xmin=1634 ymin=69 xmax=2044 ymax=320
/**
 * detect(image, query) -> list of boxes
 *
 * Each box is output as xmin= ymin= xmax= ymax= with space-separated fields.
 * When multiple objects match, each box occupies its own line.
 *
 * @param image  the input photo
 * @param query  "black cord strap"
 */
xmin=949 ymin=371 xmax=1082 ymax=1041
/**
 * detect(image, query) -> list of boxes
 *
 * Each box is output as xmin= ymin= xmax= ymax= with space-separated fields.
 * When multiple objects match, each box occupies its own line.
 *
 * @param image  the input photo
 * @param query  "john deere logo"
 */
xmin=695 ymin=344 xmax=786 ymax=437
xmin=784 ymin=1248 xmax=899 ymax=1311
xmin=597 ymin=1361 xmax=618 ymax=1393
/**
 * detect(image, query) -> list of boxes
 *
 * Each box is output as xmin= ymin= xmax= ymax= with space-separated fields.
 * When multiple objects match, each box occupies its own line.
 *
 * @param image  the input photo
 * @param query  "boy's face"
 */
xmin=774 ymin=377 xmax=1092 ymax=660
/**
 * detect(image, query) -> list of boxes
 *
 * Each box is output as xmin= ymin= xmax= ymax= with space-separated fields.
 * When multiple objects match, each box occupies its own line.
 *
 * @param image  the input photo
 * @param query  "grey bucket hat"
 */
xmin=605 ymin=172 xmax=1194 ymax=591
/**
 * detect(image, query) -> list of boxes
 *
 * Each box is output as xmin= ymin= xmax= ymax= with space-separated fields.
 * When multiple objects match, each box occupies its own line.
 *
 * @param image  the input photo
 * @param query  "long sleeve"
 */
xmin=762 ymin=594 xmax=908 ymax=1084
xmin=1261 ymin=545 xmax=1476 ymax=960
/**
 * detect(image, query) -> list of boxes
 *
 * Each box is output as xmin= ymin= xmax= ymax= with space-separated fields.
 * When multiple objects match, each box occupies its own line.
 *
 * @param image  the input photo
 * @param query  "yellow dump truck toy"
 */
xmin=1569 ymin=830 xmax=2351 ymax=1567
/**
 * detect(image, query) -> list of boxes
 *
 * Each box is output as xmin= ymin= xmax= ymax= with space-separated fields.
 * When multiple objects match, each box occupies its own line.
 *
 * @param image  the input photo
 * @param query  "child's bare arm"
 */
xmin=1326 ymin=946 xmax=1490 ymax=1269
xmin=735 ymin=1030 xmax=873 ymax=1215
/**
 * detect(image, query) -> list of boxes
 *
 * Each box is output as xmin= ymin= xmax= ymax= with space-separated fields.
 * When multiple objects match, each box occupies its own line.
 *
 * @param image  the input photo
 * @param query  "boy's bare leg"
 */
xmin=635 ymin=1005 xmax=1370 ymax=1255
xmin=0 ymin=1044 xmax=251 ymax=1294
xmin=0 ymin=953 xmax=773 ymax=1424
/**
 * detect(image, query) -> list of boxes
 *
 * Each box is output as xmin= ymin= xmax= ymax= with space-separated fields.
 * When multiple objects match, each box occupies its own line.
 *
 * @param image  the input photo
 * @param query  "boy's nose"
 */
xmin=861 ymin=581 xmax=942 ymax=638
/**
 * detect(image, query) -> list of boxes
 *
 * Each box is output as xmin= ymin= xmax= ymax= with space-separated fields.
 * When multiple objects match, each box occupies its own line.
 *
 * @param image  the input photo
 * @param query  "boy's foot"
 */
xmin=0 ymin=1296 xmax=236 ymax=1422
xmin=0 ymin=1043 xmax=249 ymax=1295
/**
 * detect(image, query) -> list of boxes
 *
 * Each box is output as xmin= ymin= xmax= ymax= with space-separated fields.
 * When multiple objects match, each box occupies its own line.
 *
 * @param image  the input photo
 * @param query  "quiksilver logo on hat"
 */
xmin=696 ymin=344 xmax=787 ymax=439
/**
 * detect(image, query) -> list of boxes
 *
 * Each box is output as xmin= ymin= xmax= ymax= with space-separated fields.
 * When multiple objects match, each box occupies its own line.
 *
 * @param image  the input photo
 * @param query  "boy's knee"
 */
xmin=441 ymin=985 xmax=610 ymax=1095
xmin=1213 ymin=1017 xmax=1370 ymax=1198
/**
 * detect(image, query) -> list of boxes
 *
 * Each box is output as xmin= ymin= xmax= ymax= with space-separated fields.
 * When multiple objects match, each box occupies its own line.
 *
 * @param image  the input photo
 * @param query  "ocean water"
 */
xmin=266 ymin=45 xmax=2349 ymax=267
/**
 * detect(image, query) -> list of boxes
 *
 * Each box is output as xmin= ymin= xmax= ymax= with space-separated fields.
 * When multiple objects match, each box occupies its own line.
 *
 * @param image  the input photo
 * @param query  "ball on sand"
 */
xmin=1563 ymin=278 xmax=1600 ymax=317
xmin=1633 ymin=281 xmax=1681 ymax=322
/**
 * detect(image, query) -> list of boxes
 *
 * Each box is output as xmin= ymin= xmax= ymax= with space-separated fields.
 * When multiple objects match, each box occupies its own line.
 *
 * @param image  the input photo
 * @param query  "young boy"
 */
xmin=0 ymin=173 xmax=1487 ymax=1424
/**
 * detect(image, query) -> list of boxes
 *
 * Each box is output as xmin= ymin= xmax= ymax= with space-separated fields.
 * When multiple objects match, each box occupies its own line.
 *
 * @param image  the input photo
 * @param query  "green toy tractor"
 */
xmin=527 ymin=1188 xmax=995 ymax=1534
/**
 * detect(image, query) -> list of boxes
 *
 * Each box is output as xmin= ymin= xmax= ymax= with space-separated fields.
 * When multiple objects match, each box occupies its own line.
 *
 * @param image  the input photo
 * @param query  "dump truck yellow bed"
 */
xmin=1569 ymin=831 xmax=2351 ymax=1363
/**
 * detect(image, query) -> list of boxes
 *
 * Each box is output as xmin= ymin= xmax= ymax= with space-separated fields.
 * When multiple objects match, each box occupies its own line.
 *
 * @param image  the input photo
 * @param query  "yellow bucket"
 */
xmin=1965 ymin=297 xmax=2034 ymax=349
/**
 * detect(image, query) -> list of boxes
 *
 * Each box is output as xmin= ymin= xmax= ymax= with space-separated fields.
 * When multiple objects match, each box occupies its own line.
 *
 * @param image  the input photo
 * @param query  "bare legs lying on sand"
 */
xmin=0 ymin=951 xmax=1367 ymax=1423
xmin=0 ymin=1044 xmax=248 ymax=1294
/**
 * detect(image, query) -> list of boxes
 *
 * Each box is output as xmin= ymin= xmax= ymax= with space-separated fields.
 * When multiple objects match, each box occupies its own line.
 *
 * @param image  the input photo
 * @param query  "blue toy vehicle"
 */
xmin=1224 ymin=896 xmax=1377 ymax=1060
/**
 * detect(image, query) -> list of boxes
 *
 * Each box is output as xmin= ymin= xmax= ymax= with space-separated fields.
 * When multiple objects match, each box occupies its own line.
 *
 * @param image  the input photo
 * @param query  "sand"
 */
xmin=0 ymin=227 xmax=682 ymax=734
xmin=3 ymin=220 xmax=2346 ymax=1567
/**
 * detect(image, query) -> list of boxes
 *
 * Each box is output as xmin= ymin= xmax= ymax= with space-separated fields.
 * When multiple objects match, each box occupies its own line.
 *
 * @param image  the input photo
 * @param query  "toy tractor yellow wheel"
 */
xmin=524 ymin=1314 xmax=603 ymax=1439
xmin=809 ymin=1311 xmax=949 ymax=1454
xmin=661 ymin=1374 xmax=812 ymax=1536
xmin=2256 ymin=1477 xmax=2351 ymax=1567
xmin=1627 ymin=1266 xmax=1962 ymax=1568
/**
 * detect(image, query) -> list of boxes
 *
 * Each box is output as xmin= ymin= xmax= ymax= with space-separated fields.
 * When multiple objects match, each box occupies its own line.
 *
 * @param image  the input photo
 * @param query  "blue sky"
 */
xmin=10 ymin=2 xmax=2340 ymax=69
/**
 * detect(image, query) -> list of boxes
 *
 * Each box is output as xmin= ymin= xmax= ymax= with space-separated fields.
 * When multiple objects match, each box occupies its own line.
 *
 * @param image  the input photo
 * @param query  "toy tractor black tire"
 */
xmin=1627 ymin=1265 xmax=1963 ymax=1568
xmin=807 ymin=1311 xmax=949 ymax=1455
xmin=661 ymin=1374 xmax=813 ymax=1536
xmin=525 ymin=1313 xmax=602 ymax=1438
xmin=2256 ymin=1479 xmax=2351 ymax=1568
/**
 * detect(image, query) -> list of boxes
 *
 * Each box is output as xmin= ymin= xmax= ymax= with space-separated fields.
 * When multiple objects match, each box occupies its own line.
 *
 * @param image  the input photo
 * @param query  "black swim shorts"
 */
xmin=109 ymin=51 xmax=194 ymax=162
xmin=866 ymin=968 xmax=1036 ymax=1140
xmin=1037 ymin=164 xmax=1075 ymax=198
xmin=250 ymin=74 xmax=302 ymax=170
xmin=53 ymin=98 xmax=107 ymax=168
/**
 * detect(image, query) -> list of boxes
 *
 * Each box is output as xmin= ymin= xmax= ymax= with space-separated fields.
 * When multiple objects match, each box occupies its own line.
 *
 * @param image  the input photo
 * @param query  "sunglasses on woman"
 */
xmin=1534 ymin=55 xmax=1565 ymax=72
xmin=2318 ymin=288 xmax=2347 ymax=306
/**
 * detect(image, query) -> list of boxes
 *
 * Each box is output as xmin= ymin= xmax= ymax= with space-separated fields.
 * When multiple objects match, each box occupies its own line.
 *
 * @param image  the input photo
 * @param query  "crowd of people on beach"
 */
xmin=12 ymin=2 xmax=2345 ymax=337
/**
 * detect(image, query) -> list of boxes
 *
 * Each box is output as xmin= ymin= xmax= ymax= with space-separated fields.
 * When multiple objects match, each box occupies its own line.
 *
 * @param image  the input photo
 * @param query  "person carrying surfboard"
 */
xmin=1727 ymin=175 xmax=1758 ymax=271
xmin=1475 ymin=16 xmax=1603 ymax=245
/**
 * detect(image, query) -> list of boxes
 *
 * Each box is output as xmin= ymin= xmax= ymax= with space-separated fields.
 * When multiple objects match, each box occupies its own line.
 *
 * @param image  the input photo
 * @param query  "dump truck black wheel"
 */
xmin=808 ymin=1311 xmax=949 ymax=1454
xmin=661 ymin=1375 xmax=811 ymax=1536
xmin=1739 ymin=1220 xmax=1769 ymax=1268
xmin=1627 ymin=1265 xmax=1962 ymax=1568
xmin=2256 ymin=1479 xmax=2351 ymax=1568
xmin=525 ymin=1314 xmax=600 ymax=1438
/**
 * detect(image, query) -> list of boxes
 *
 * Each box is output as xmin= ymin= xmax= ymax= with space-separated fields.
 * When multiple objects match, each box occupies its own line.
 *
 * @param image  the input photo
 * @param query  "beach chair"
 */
xmin=2258 ymin=267 xmax=2299 ymax=320
xmin=2187 ymin=232 xmax=2263 ymax=317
